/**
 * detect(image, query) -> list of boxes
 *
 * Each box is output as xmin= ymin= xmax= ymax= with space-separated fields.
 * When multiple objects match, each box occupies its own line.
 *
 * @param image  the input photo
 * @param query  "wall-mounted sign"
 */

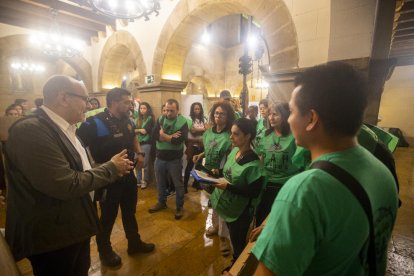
xmin=145 ymin=74 xmax=155 ymax=84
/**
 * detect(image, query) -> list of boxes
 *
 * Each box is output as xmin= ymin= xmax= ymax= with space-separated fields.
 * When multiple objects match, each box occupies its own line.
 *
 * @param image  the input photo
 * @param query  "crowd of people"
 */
xmin=0 ymin=61 xmax=399 ymax=275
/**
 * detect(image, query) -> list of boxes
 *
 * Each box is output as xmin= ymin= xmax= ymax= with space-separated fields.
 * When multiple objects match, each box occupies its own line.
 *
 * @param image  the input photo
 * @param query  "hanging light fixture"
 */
xmin=89 ymin=0 xmax=161 ymax=21
xmin=29 ymin=9 xmax=86 ymax=58
xmin=10 ymin=61 xmax=46 ymax=73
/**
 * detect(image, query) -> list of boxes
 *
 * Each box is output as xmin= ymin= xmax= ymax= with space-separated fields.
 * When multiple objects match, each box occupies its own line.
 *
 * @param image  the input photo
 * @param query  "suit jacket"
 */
xmin=4 ymin=109 xmax=119 ymax=261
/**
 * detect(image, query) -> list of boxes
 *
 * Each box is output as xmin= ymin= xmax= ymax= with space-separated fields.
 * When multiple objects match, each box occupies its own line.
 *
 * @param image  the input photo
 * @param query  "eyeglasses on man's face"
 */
xmin=65 ymin=92 xmax=90 ymax=104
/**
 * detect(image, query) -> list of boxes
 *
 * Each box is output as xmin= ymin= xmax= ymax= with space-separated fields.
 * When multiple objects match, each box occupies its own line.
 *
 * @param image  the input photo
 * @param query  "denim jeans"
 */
xmin=154 ymin=158 xmax=184 ymax=208
xmin=136 ymin=143 xmax=151 ymax=183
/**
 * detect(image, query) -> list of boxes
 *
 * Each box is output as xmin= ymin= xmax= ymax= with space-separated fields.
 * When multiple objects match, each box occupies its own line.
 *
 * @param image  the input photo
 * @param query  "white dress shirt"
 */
xmin=41 ymin=106 xmax=94 ymax=199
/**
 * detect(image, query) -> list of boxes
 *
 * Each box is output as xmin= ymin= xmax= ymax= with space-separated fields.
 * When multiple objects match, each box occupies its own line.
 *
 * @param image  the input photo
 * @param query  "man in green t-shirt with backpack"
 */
xmin=252 ymin=62 xmax=398 ymax=275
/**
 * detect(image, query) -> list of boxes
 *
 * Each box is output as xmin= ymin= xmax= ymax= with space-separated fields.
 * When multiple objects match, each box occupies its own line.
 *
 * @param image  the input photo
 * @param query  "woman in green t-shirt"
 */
xmin=184 ymin=102 xmax=206 ymax=192
xmin=255 ymin=102 xmax=304 ymax=225
xmin=135 ymin=102 xmax=154 ymax=189
xmin=193 ymin=101 xmax=235 ymax=256
xmin=211 ymin=118 xmax=264 ymax=263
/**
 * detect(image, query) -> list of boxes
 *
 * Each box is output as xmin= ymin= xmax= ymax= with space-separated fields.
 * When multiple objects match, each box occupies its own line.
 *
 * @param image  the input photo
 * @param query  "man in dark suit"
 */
xmin=5 ymin=75 xmax=133 ymax=275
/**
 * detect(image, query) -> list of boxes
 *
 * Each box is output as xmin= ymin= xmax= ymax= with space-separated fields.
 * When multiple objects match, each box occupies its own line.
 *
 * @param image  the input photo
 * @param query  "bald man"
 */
xmin=5 ymin=75 xmax=133 ymax=275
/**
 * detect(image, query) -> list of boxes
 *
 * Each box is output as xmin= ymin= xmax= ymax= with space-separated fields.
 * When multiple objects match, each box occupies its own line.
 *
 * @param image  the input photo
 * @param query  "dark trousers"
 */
xmin=96 ymin=173 xmax=140 ymax=254
xmin=226 ymin=206 xmax=253 ymax=260
xmin=256 ymin=184 xmax=283 ymax=226
xmin=28 ymin=238 xmax=90 ymax=276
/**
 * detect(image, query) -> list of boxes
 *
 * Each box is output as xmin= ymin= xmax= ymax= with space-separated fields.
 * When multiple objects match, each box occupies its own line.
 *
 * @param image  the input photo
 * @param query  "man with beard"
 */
xmin=77 ymin=88 xmax=155 ymax=267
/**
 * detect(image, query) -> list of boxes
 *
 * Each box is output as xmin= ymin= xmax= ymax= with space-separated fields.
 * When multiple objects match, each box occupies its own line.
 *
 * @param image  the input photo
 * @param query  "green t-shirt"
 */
xmin=252 ymin=146 xmax=398 ymax=276
xmin=202 ymin=128 xmax=231 ymax=170
xmin=136 ymin=116 xmax=152 ymax=143
xmin=156 ymin=115 xmax=187 ymax=151
xmin=253 ymin=118 xmax=267 ymax=149
xmin=358 ymin=124 xmax=378 ymax=153
xmin=211 ymin=147 xmax=263 ymax=222
xmin=256 ymin=132 xmax=302 ymax=184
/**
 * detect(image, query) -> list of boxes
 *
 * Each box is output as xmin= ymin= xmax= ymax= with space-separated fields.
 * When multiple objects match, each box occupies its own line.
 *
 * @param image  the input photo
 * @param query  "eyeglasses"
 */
xmin=65 ymin=92 xmax=90 ymax=103
xmin=214 ymin=111 xmax=227 ymax=117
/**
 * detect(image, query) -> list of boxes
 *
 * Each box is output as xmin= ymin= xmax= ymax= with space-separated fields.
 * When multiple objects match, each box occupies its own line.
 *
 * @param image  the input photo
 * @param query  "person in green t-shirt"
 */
xmin=255 ymin=102 xmax=304 ymax=225
xmin=252 ymin=62 xmax=398 ymax=276
xmin=211 ymin=118 xmax=265 ymax=264
xmin=253 ymin=99 xmax=269 ymax=149
xmin=193 ymin=101 xmax=235 ymax=256
xmin=134 ymin=102 xmax=154 ymax=189
xmin=183 ymin=102 xmax=206 ymax=192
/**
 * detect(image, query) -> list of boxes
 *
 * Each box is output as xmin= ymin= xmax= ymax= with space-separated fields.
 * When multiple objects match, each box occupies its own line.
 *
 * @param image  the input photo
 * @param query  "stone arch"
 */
xmin=98 ymin=30 xmax=147 ymax=91
xmin=153 ymin=0 xmax=298 ymax=82
xmin=0 ymin=34 xmax=93 ymax=92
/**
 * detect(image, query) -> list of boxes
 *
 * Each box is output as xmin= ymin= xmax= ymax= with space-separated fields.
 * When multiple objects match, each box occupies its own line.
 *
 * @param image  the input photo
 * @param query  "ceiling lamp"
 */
xmin=10 ymin=62 xmax=46 ymax=73
xmin=89 ymin=0 xmax=161 ymax=20
xmin=29 ymin=9 xmax=86 ymax=58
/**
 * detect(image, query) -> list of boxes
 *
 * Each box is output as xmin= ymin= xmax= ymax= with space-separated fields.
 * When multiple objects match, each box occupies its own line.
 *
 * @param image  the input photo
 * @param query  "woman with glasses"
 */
xmin=193 ymin=101 xmax=235 ymax=256
xmin=183 ymin=102 xmax=206 ymax=192
xmin=210 ymin=118 xmax=264 ymax=266
xmin=255 ymin=102 xmax=306 ymax=226
xmin=135 ymin=102 xmax=155 ymax=189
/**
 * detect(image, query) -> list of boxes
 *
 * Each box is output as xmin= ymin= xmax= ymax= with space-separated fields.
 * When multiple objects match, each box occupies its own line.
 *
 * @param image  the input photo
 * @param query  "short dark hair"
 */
xmin=219 ymin=90 xmax=232 ymax=100
xmin=165 ymin=98 xmax=179 ymax=110
xmin=294 ymin=61 xmax=368 ymax=137
xmin=34 ymin=98 xmax=43 ymax=108
xmin=259 ymin=99 xmax=269 ymax=107
xmin=267 ymin=102 xmax=290 ymax=136
xmin=14 ymin=99 xmax=27 ymax=105
xmin=88 ymin=97 xmax=100 ymax=108
xmin=106 ymin=88 xmax=131 ymax=107
xmin=233 ymin=118 xmax=256 ymax=142
xmin=5 ymin=104 xmax=18 ymax=116
xmin=209 ymin=101 xmax=236 ymax=129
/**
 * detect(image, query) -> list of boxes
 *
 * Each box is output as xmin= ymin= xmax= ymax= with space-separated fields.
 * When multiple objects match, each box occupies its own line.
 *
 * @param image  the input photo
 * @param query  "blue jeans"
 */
xmin=136 ymin=143 xmax=151 ymax=183
xmin=154 ymin=158 xmax=184 ymax=208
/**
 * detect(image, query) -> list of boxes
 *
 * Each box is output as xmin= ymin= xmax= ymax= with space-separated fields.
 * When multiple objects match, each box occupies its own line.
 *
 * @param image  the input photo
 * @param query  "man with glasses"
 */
xmin=77 ymin=88 xmax=155 ymax=267
xmin=149 ymin=98 xmax=188 ymax=220
xmin=5 ymin=75 xmax=134 ymax=275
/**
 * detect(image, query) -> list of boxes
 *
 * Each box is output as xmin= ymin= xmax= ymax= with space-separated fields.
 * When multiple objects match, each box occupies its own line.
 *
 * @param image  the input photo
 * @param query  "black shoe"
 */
xmin=148 ymin=202 xmax=167 ymax=213
xmin=128 ymin=241 xmax=155 ymax=255
xmin=99 ymin=250 xmax=121 ymax=267
xmin=175 ymin=207 xmax=183 ymax=220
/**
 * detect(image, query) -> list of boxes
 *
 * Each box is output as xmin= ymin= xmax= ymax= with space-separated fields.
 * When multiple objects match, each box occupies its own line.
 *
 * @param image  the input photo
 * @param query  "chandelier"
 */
xmin=10 ymin=61 xmax=45 ymax=73
xmin=29 ymin=9 xmax=85 ymax=58
xmin=89 ymin=0 xmax=161 ymax=20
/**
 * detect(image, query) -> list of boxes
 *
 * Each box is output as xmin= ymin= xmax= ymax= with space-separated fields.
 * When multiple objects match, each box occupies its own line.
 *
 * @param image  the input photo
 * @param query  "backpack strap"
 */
xmin=310 ymin=160 xmax=377 ymax=276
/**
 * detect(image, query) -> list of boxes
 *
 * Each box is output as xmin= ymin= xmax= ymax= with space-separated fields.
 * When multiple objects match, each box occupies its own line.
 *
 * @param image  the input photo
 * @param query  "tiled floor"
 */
xmin=1 ymin=147 xmax=413 ymax=275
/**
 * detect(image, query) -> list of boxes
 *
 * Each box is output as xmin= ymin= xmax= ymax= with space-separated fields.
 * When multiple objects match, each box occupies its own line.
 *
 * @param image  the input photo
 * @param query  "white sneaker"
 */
xmin=141 ymin=181 xmax=147 ymax=189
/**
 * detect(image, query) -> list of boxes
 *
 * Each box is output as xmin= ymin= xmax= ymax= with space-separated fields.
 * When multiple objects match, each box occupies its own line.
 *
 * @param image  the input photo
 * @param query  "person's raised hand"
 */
xmin=111 ymin=149 xmax=134 ymax=176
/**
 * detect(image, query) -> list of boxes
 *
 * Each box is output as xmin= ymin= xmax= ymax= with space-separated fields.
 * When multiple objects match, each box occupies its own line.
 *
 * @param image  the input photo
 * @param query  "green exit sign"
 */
xmin=145 ymin=75 xmax=155 ymax=84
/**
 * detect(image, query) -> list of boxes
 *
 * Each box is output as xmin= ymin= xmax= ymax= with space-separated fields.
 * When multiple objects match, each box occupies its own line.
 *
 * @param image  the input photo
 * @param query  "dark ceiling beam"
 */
xmin=397 ymin=11 xmax=414 ymax=22
xmin=393 ymin=34 xmax=414 ymax=41
xmin=395 ymin=28 xmax=414 ymax=36
xmin=395 ymin=20 xmax=414 ymax=30
xmin=0 ymin=8 xmax=96 ymax=42
xmin=0 ymin=0 xmax=107 ymax=33
xmin=28 ymin=0 xmax=116 ymax=27
xmin=402 ymin=1 xmax=414 ymax=12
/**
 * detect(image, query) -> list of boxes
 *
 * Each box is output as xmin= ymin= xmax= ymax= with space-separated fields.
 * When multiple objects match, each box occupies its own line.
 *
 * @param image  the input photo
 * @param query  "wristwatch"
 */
xmin=137 ymin=152 xmax=145 ymax=157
